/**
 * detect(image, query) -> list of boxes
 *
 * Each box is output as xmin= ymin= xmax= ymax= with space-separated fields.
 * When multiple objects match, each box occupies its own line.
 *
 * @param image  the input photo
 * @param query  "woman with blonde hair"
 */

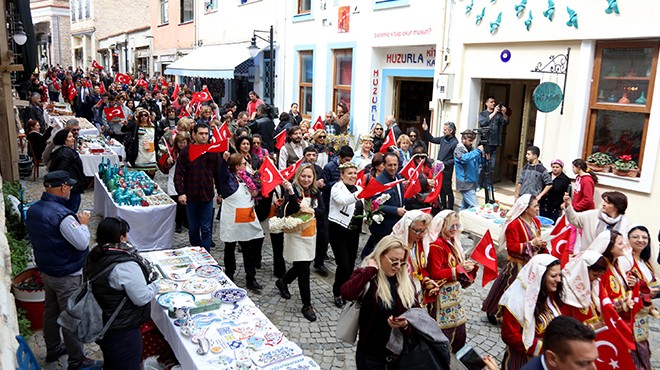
xmin=299 ymin=119 xmax=312 ymax=141
xmin=309 ymin=129 xmax=330 ymax=168
xmin=352 ymin=135 xmax=374 ymax=170
xmin=341 ymin=236 xmax=418 ymax=369
xmin=426 ymin=210 xmax=478 ymax=353
xmin=396 ymin=134 xmax=412 ymax=166
xmin=371 ymin=123 xmax=385 ymax=153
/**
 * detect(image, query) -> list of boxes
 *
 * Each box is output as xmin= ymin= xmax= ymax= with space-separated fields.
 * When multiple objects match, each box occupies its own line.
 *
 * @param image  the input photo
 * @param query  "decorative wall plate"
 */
xmin=196 ymin=264 xmax=225 ymax=278
xmin=181 ymin=278 xmax=218 ymax=294
xmin=158 ymin=280 xmax=179 ymax=293
xmin=262 ymin=355 xmax=321 ymax=370
xmin=250 ymin=341 xmax=303 ymax=368
xmin=157 ymin=291 xmax=196 ymax=309
xmin=212 ymin=288 xmax=248 ymax=303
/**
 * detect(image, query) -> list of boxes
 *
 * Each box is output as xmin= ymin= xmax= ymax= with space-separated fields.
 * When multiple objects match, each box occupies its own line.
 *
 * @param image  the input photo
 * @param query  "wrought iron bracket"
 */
xmin=531 ymin=47 xmax=571 ymax=114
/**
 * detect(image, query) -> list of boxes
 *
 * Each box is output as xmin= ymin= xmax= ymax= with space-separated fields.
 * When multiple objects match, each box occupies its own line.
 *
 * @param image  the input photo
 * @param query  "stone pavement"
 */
xmin=18 ymin=173 xmax=660 ymax=369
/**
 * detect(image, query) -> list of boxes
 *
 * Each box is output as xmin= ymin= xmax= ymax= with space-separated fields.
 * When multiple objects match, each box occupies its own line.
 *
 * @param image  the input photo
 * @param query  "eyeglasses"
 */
xmin=383 ymin=255 xmax=407 ymax=268
xmin=409 ymin=135 xmax=417 ymax=139
xmin=411 ymin=227 xmax=428 ymax=235
xmin=319 ymin=135 xmax=327 ymax=139
xmin=375 ymin=128 xmax=383 ymax=131
xmin=449 ymin=224 xmax=462 ymax=231
xmin=71 ymin=128 xmax=80 ymax=132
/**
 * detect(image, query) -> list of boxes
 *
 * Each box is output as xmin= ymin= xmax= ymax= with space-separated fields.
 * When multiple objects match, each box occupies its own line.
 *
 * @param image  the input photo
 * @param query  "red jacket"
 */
xmin=573 ymin=174 xmax=595 ymax=211
xmin=506 ymin=217 xmax=544 ymax=260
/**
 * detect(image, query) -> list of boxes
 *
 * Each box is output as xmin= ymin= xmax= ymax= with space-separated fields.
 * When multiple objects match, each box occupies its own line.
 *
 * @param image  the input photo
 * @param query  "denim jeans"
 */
xmin=185 ymin=200 xmax=214 ymax=250
xmin=460 ymin=189 xmax=478 ymax=210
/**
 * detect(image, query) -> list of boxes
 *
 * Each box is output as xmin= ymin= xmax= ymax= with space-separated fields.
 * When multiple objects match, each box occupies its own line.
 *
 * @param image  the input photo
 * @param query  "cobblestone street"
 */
xmin=20 ymin=174 xmax=660 ymax=369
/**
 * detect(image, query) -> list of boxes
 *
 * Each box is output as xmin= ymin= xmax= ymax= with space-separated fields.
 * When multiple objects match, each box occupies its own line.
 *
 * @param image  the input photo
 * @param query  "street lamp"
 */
xmin=248 ymin=25 xmax=274 ymax=106
xmin=12 ymin=20 xmax=27 ymax=46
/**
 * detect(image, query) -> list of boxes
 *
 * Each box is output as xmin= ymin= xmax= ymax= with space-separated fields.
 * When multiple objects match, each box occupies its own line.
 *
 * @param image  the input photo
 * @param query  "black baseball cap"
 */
xmin=44 ymin=171 xmax=77 ymax=187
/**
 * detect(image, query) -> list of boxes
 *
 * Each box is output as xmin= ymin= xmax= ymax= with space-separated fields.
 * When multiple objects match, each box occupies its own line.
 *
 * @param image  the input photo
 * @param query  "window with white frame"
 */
xmin=160 ymin=0 xmax=169 ymax=24
xmin=298 ymin=51 xmax=313 ymax=117
xmin=298 ymin=0 xmax=311 ymax=14
xmin=180 ymin=0 xmax=193 ymax=23
xmin=333 ymin=49 xmax=352 ymax=112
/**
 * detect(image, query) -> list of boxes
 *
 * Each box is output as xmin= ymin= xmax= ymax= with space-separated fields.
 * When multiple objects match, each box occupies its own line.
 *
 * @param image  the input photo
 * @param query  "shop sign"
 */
xmin=533 ymin=82 xmax=563 ymax=113
xmin=384 ymin=46 xmax=435 ymax=67
xmin=371 ymin=69 xmax=379 ymax=125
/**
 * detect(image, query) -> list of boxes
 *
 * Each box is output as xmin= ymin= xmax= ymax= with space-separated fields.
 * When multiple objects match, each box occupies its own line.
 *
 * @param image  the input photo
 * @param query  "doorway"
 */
xmin=393 ymin=78 xmax=433 ymax=134
xmin=481 ymin=79 xmax=539 ymax=184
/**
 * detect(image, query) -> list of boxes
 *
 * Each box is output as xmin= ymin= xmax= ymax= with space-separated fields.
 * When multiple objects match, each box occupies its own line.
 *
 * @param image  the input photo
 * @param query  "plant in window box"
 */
xmin=586 ymin=152 xmax=613 ymax=172
xmin=612 ymin=155 xmax=640 ymax=177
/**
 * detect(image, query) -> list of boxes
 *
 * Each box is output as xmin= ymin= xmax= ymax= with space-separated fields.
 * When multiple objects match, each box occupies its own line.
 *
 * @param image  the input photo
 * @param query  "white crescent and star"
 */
xmin=485 ymin=244 xmax=496 ymax=261
xmin=555 ymin=240 xmax=567 ymax=255
xmin=264 ymin=169 xmax=274 ymax=183
xmin=595 ymin=340 xmax=618 ymax=365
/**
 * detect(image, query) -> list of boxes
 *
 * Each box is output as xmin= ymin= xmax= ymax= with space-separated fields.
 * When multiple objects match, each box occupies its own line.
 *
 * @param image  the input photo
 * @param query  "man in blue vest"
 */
xmin=26 ymin=171 xmax=101 ymax=370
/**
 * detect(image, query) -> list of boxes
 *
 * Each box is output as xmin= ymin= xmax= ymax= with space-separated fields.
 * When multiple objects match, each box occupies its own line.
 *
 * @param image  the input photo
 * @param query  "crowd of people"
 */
xmin=20 ymin=67 xmax=660 ymax=370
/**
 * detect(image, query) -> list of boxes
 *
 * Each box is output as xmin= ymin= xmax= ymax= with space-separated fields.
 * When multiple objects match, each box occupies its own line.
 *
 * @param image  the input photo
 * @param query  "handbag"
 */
xmin=335 ymin=282 xmax=370 ymax=344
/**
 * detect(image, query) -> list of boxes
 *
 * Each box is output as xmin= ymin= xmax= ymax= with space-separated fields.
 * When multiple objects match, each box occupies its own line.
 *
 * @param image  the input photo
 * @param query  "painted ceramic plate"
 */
xmin=536 ymin=216 xmax=554 ymax=227
xmin=181 ymin=278 xmax=218 ymax=294
xmin=482 ymin=213 xmax=496 ymax=219
xmin=196 ymin=264 xmax=225 ymax=278
xmin=468 ymin=207 xmax=478 ymax=212
xmin=212 ymin=288 xmax=248 ymax=303
xmin=493 ymin=218 xmax=505 ymax=225
xmin=250 ymin=341 xmax=303 ymax=368
xmin=157 ymin=291 xmax=196 ymax=309
xmin=158 ymin=280 xmax=179 ymax=293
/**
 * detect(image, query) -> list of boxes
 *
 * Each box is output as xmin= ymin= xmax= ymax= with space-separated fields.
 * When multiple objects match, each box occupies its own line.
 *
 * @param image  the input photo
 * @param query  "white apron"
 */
xmin=283 ymin=197 xmax=317 ymax=262
xmin=219 ymin=183 xmax=264 ymax=243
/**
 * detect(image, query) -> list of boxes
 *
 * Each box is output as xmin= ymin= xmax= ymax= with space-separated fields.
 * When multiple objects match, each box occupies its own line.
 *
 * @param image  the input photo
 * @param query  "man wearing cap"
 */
xmin=25 ymin=171 xmax=101 ymax=370
xmin=539 ymin=159 xmax=571 ymax=222
xmin=454 ymin=129 xmax=484 ymax=210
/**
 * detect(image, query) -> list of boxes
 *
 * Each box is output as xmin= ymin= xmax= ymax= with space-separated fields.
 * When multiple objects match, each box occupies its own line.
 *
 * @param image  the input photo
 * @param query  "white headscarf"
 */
xmin=499 ymin=254 xmax=559 ymax=350
xmin=498 ymin=194 xmax=532 ymax=252
xmin=587 ymin=230 xmax=634 ymax=269
xmin=391 ymin=210 xmax=433 ymax=266
xmin=562 ymin=251 xmax=603 ymax=309
xmin=429 ymin=209 xmax=464 ymax=259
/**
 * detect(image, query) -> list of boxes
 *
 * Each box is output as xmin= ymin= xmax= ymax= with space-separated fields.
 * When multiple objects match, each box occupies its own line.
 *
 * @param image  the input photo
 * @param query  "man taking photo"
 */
xmin=454 ymin=129 xmax=484 ymax=210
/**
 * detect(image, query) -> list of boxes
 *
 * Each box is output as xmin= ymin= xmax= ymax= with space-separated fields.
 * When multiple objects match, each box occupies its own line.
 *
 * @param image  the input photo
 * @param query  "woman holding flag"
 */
xmin=425 ymin=210 xmax=478 ymax=353
xmin=482 ymin=194 xmax=547 ymax=324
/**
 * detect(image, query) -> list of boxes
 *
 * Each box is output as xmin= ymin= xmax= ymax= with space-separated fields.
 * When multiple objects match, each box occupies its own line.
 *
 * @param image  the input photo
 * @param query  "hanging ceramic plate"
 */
xmin=157 ymin=291 xmax=196 ymax=309
xmin=195 ymin=264 xmax=225 ymax=278
xmin=212 ymin=288 xmax=248 ymax=303
xmin=181 ymin=278 xmax=218 ymax=295
xmin=158 ymin=280 xmax=180 ymax=293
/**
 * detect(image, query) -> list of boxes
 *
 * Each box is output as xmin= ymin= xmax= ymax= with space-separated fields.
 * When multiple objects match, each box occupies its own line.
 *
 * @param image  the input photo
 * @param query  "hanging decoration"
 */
xmin=525 ymin=11 xmax=533 ymax=31
xmin=466 ymin=0 xmax=474 ymax=15
xmin=530 ymin=47 xmax=571 ymax=114
xmin=476 ymin=7 xmax=486 ymax=25
xmin=490 ymin=12 xmax=503 ymax=34
xmin=605 ymin=0 xmax=619 ymax=14
xmin=543 ymin=0 xmax=555 ymax=21
xmin=500 ymin=49 xmax=512 ymax=63
xmin=566 ymin=7 xmax=578 ymax=28
xmin=515 ymin=0 xmax=527 ymax=17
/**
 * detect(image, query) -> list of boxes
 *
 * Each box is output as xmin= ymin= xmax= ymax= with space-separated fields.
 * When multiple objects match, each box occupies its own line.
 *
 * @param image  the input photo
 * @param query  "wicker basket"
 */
xmin=613 ymin=168 xmax=640 ymax=178
xmin=586 ymin=162 xmax=611 ymax=172
xmin=280 ymin=203 xmax=315 ymax=233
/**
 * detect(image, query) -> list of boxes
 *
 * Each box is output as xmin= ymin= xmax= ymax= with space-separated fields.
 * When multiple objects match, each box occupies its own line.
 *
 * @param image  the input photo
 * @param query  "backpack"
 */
xmin=57 ymin=263 xmax=127 ymax=343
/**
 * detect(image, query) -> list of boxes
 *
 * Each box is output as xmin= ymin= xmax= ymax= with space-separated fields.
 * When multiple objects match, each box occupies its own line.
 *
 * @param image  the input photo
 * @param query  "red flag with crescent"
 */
xmin=357 ymin=178 xmax=404 ymax=200
xmin=423 ymin=171 xmax=444 ymax=204
xmin=600 ymin=292 xmax=637 ymax=351
xmin=550 ymin=214 xmax=568 ymax=236
xmin=403 ymin=162 xmax=423 ymax=199
xmin=178 ymin=106 xmax=191 ymax=118
xmin=92 ymin=60 xmax=104 ymax=70
xmin=260 ymin=157 xmax=284 ymax=197
xmin=114 ymin=73 xmax=131 ymax=85
xmin=103 ymin=107 xmax=125 ymax=121
xmin=399 ymin=159 xmax=418 ymax=180
xmin=379 ymin=128 xmax=396 ymax=153
xmin=136 ymin=79 xmax=149 ymax=88
xmin=550 ymin=225 xmax=571 ymax=267
xmin=67 ymin=84 xmax=77 ymax=100
xmin=98 ymin=82 xmax=106 ymax=94
xmin=159 ymin=76 xmax=169 ymax=87
xmin=210 ymin=123 xmax=231 ymax=149
xmin=192 ymin=88 xmax=212 ymax=104
xmin=471 ymin=230 xmax=498 ymax=287
xmin=312 ymin=116 xmax=324 ymax=131
xmin=594 ymin=326 xmax=635 ymax=370
xmin=171 ymin=84 xmax=180 ymax=101
xmin=280 ymin=158 xmax=303 ymax=181
xmin=274 ymin=130 xmax=287 ymax=150
xmin=355 ymin=168 xmax=366 ymax=187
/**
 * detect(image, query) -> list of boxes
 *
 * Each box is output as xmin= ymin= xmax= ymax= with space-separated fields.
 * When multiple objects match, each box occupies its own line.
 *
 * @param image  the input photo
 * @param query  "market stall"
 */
xmin=142 ymin=247 xmax=320 ymax=370
xmin=460 ymin=206 xmax=553 ymax=246
xmin=50 ymin=115 xmax=100 ymax=136
xmin=93 ymin=168 xmax=175 ymax=250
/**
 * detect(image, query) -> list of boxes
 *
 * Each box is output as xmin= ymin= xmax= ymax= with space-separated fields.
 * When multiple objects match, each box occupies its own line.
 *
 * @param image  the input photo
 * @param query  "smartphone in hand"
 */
xmin=456 ymin=345 xmax=487 ymax=370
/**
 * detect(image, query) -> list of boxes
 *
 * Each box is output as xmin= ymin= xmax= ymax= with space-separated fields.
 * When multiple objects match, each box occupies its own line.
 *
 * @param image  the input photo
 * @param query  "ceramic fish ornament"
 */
xmin=490 ymin=12 xmax=502 ymax=34
xmin=476 ymin=7 xmax=486 ymax=25
xmin=566 ymin=7 xmax=578 ymax=28
xmin=543 ymin=0 xmax=555 ymax=21
xmin=515 ymin=0 xmax=527 ymax=17
xmin=466 ymin=0 xmax=474 ymax=15
xmin=525 ymin=11 xmax=533 ymax=31
xmin=490 ymin=0 xmax=496 ymax=3
xmin=605 ymin=0 xmax=619 ymax=14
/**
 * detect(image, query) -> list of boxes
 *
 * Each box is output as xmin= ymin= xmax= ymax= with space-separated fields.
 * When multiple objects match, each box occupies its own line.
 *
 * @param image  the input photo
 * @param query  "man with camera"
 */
xmin=454 ymin=129 xmax=484 ymax=210
xmin=478 ymin=96 xmax=509 ymax=173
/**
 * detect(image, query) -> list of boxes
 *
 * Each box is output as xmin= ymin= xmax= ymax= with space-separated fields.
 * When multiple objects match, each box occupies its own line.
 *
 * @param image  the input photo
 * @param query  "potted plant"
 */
xmin=612 ymin=155 xmax=640 ymax=177
xmin=586 ymin=152 xmax=614 ymax=172
xmin=12 ymin=267 xmax=46 ymax=331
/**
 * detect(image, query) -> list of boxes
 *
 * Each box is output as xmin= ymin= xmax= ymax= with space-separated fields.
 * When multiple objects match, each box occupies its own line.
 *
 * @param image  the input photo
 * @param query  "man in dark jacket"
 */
xmin=25 ymin=171 xmax=101 ymax=370
xmin=24 ymin=92 xmax=47 ymax=133
xmin=423 ymin=121 xmax=458 ymax=210
xmin=249 ymin=104 xmax=276 ymax=152
xmin=478 ymin=96 xmax=509 ymax=173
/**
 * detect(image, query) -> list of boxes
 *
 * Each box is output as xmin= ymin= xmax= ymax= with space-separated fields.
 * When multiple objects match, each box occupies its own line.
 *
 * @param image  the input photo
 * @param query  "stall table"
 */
xmin=80 ymin=149 xmax=119 ymax=176
xmin=93 ymin=174 xmax=175 ymax=250
xmin=460 ymin=208 xmax=553 ymax=247
xmin=142 ymin=247 xmax=320 ymax=370
xmin=51 ymin=115 xmax=100 ymax=136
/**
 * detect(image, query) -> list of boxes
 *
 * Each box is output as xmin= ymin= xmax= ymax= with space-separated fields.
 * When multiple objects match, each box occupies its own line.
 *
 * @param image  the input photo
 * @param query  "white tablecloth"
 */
xmin=460 ymin=209 xmax=552 ymax=247
xmin=108 ymin=143 xmax=125 ymax=160
xmin=51 ymin=115 xmax=99 ymax=136
xmin=93 ymin=174 xmax=175 ymax=250
xmin=80 ymin=150 xmax=119 ymax=176
xmin=142 ymin=248 xmax=319 ymax=370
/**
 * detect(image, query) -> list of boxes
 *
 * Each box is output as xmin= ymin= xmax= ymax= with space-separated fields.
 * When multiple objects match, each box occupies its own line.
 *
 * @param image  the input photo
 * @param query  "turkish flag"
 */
xmin=188 ymin=140 xmax=227 ymax=163
xmin=549 ymin=226 xmax=571 ymax=267
xmin=67 ymin=84 xmax=77 ymax=100
xmin=136 ymin=79 xmax=149 ymax=88
xmin=260 ymin=157 xmax=285 ymax=197
xmin=403 ymin=162 xmax=423 ymax=199
xmin=355 ymin=168 xmax=366 ymax=187
xmin=399 ymin=159 xmax=418 ymax=180
xmin=419 ymin=207 xmax=432 ymax=214
xmin=274 ymin=130 xmax=287 ymax=150
xmin=192 ymin=88 xmax=212 ymax=103
xmin=629 ymin=282 xmax=643 ymax=325
xmin=280 ymin=158 xmax=303 ymax=181
xmin=424 ymin=171 xmax=444 ymax=204
xmin=470 ymin=230 xmax=498 ymax=287
xmin=357 ymin=178 xmax=404 ymax=200
xmin=594 ymin=327 xmax=635 ymax=370
xmin=92 ymin=60 xmax=104 ymax=70
xmin=159 ymin=76 xmax=169 ymax=87
xmin=99 ymin=82 xmax=106 ymax=94
xmin=550 ymin=214 xmax=568 ymax=236
xmin=379 ymin=129 xmax=396 ymax=153
xmin=114 ymin=73 xmax=131 ymax=85
xmin=171 ymin=84 xmax=180 ymax=101
xmin=312 ymin=116 xmax=324 ymax=131
xmin=210 ymin=124 xmax=231 ymax=150
xmin=178 ymin=106 xmax=191 ymax=118
xmin=103 ymin=107 xmax=125 ymax=121
xmin=600 ymin=292 xmax=637 ymax=351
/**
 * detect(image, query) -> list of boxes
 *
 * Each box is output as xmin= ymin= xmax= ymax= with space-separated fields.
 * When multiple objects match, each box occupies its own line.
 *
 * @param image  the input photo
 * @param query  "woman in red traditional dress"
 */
xmin=499 ymin=254 xmax=563 ymax=370
xmin=561 ymin=250 xmax=609 ymax=327
xmin=390 ymin=210 xmax=433 ymax=301
xmin=482 ymin=194 xmax=548 ymax=324
xmin=425 ymin=210 xmax=478 ymax=353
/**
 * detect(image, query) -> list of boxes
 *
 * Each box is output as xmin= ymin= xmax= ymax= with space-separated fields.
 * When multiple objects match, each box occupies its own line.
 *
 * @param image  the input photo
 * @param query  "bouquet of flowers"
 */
xmin=357 ymin=193 xmax=391 ymax=225
xmin=326 ymin=133 xmax=355 ymax=152
xmin=613 ymin=155 xmax=638 ymax=171
xmin=432 ymin=161 xmax=445 ymax=177
xmin=238 ymin=169 xmax=262 ymax=200
xmin=269 ymin=211 xmax=315 ymax=233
